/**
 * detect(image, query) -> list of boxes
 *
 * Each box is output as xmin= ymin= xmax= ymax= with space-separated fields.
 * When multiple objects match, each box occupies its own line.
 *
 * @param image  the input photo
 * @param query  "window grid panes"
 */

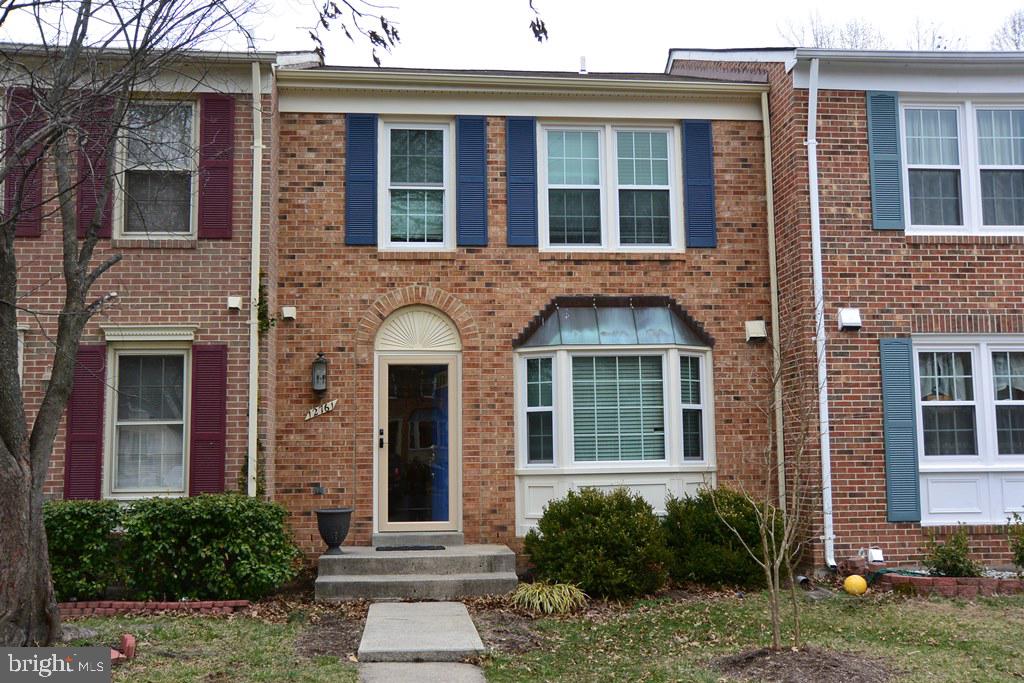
xmin=113 ymin=353 xmax=187 ymax=492
xmin=977 ymin=109 xmax=1024 ymax=227
xmin=918 ymin=351 xmax=977 ymax=456
xmin=547 ymin=130 xmax=602 ymax=245
xmin=526 ymin=357 xmax=554 ymax=463
xmin=905 ymin=108 xmax=963 ymax=227
xmin=571 ymin=355 xmax=665 ymax=462
xmin=680 ymin=355 xmax=703 ymax=461
xmin=123 ymin=102 xmax=194 ymax=234
xmin=389 ymin=127 xmax=446 ymax=244
xmin=617 ymin=131 xmax=671 ymax=246
xmin=993 ymin=350 xmax=1024 ymax=455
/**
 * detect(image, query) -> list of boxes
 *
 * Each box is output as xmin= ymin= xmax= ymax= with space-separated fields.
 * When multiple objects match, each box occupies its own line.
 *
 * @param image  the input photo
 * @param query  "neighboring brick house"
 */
xmin=9 ymin=50 xmax=277 ymax=503
xmin=271 ymin=66 xmax=779 ymax=552
xmin=669 ymin=48 xmax=1024 ymax=566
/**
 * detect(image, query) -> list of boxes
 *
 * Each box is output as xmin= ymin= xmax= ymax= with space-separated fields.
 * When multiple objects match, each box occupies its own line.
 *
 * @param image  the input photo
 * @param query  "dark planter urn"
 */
xmin=315 ymin=507 xmax=354 ymax=555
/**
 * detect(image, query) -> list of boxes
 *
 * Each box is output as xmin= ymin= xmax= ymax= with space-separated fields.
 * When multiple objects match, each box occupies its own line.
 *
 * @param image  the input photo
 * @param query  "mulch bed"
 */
xmin=463 ymin=596 xmax=545 ymax=654
xmin=714 ymin=645 xmax=894 ymax=683
xmin=242 ymin=595 xmax=370 ymax=662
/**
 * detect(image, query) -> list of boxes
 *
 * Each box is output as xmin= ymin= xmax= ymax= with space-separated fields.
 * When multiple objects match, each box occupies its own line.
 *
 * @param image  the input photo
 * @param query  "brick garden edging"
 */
xmin=875 ymin=573 xmax=1023 ymax=598
xmin=59 ymin=600 xmax=250 ymax=617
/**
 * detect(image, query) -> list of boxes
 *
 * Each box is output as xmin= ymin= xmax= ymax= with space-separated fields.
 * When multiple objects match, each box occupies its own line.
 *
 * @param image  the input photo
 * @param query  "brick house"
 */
xmin=9 ymin=50 xmax=277 ymax=503
xmin=271 ymin=66 xmax=779 ymax=554
xmin=670 ymin=48 xmax=1024 ymax=567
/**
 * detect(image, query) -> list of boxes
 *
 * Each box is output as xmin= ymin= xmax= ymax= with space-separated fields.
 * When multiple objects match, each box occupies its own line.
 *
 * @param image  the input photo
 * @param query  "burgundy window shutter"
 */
xmin=197 ymin=94 xmax=235 ymax=239
xmin=5 ymin=88 xmax=44 ymax=238
xmin=64 ymin=344 xmax=107 ymax=499
xmin=189 ymin=344 xmax=228 ymax=495
xmin=76 ymin=100 xmax=114 ymax=238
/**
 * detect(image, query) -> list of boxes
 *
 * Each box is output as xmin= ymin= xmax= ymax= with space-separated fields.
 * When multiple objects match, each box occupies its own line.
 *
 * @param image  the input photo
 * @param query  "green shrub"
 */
xmin=663 ymin=487 xmax=776 ymax=588
xmin=924 ymin=525 xmax=983 ymax=577
xmin=120 ymin=494 xmax=300 ymax=600
xmin=1008 ymin=513 xmax=1024 ymax=576
xmin=523 ymin=487 xmax=669 ymax=599
xmin=511 ymin=581 xmax=588 ymax=615
xmin=43 ymin=500 xmax=123 ymax=601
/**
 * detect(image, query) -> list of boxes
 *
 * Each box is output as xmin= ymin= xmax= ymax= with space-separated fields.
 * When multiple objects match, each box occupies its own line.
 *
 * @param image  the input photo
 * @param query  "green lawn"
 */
xmin=67 ymin=615 xmax=358 ymax=683
xmin=65 ymin=593 xmax=1024 ymax=682
xmin=483 ymin=592 xmax=1024 ymax=683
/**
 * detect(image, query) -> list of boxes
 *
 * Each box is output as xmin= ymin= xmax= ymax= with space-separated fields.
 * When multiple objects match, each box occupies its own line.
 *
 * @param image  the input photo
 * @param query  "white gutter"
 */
xmin=246 ymin=61 xmax=263 ymax=497
xmin=760 ymin=92 xmax=785 ymax=508
xmin=806 ymin=58 xmax=836 ymax=568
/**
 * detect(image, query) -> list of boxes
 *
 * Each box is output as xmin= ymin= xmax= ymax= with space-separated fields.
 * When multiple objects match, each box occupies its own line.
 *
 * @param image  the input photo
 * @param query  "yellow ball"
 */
xmin=843 ymin=574 xmax=868 ymax=596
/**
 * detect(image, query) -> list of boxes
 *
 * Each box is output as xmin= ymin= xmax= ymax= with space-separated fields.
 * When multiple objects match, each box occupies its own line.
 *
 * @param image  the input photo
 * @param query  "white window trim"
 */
xmin=113 ymin=99 xmax=200 ymax=240
xmin=103 ymin=342 xmax=192 ymax=500
xmin=901 ymin=98 xmax=1024 ymax=235
xmin=514 ymin=345 xmax=715 ymax=474
xmin=913 ymin=336 xmax=1024 ymax=525
xmin=537 ymin=122 xmax=684 ymax=253
xmin=377 ymin=119 xmax=456 ymax=251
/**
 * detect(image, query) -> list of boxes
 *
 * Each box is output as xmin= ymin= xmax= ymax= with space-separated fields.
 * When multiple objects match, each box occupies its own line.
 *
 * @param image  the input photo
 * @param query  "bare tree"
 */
xmin=992 ymin=9 xmax=1024 ymax=50
xmin=0 ymin=0 xmax=255 ymax=646
xmin=711 ymin=304 xmax=823 ymax=651
xmin=907 ymin=17 xmax=967 ymax=51
xmin=779 ymin=12 xmax=890 ymax=49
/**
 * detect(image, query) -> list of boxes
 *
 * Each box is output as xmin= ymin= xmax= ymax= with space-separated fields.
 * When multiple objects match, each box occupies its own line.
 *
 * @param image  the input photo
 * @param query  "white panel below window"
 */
xmin=515 ymin=470 xmax=714 ymax=536
xmin=921 ymin=471 xmax=1024 ymax=525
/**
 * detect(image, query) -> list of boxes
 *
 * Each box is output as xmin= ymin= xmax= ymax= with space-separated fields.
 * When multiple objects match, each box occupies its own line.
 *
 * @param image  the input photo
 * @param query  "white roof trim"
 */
xmin=101 ymin=325 xmax=197 ymax=342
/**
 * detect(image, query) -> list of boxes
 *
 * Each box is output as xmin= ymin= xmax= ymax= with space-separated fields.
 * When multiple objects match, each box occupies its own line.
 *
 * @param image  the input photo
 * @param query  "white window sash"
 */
xmin=515 ymin=347 xmax=712 ymax=471
xmin=901 ymin=104 xmax=967 ymax=230
xmin=378 ymin=120 xmax=455 ymax=251
xmin=115 ymin=100 xmax=199 ymax=239
xmin=105 ymin=346 xmax=190 ymax=498
xmin=975 ymin=105 xmax=1024 ymax=229
xmin=537 ymin=122 xmax=683 ymax=253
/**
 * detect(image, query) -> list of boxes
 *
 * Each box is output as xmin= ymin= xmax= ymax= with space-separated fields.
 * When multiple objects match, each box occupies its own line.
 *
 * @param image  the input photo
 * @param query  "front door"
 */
xmin=377 ymin=354 xmax=459 ymax=532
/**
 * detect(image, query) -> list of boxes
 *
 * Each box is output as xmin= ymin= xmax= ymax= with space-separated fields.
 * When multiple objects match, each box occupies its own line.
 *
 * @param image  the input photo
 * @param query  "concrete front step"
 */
xmin=316 ymin=571 xmax=518 ymax=601
xmin=318 ymin=544 xmax=515 ymax=576
xmin=372 ymin=531 xmax=465 ymax=547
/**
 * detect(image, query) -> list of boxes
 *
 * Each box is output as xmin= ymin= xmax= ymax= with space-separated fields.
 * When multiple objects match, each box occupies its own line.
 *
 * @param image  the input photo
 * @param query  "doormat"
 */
xmin=375 ymin=545 xmax=446 ymax=551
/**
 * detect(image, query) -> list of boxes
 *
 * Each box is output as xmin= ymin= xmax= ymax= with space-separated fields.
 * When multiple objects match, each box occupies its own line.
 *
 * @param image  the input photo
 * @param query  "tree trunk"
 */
xmin=0 ymin=453 xmax=60 ymax=646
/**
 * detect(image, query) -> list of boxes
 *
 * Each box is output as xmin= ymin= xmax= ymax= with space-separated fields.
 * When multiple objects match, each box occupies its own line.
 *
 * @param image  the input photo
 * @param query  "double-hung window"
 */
xmin=380 ymin=122 xmax=453 ymax=249
xmin=902 ymin=101 xmax=1024 ymax=233
xmin=539 ymin=124 xmax=680 ymax=251
xmin=121 ymin=102 xmax=197 ymax=236
xmin=108 ymin=350 xmax=188 ymax=497
xmin=913 ymin=337 xmax=1024 ymax=524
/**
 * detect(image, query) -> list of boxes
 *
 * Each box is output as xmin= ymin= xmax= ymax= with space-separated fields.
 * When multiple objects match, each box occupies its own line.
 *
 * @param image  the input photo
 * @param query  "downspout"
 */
xmin=806 ymin=57 xmax=837 ymax=568
xmin=246 ymin=61 xmax=264 ymax=498
xmin=760 ymin=92 xmax=785 ymax=509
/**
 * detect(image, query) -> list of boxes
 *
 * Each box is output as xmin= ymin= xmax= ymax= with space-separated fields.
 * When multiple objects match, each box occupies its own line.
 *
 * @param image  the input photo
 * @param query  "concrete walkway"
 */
xmin=357 ymin=602 xmax=486 ymax=682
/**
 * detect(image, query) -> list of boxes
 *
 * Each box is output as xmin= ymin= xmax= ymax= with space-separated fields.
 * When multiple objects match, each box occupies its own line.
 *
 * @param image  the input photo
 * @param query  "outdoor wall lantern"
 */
xmin=311 ymin=352 xmax=328 ymax=393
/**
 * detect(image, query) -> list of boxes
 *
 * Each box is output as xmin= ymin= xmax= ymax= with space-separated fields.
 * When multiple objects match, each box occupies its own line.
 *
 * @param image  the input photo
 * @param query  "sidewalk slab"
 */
xmin=359 ymin=663 xmax=486 ymax=682
xmin=357 ymin=602 xmax=485 ymax=663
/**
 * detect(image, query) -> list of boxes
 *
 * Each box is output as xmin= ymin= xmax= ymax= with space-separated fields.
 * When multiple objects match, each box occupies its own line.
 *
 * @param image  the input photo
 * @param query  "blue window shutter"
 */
xmin=456 ymin=116 xmax=488 ymax=246
xmin=683 ymin=120 xmax=717 ymax=248
xmin=506 ymin=117 xmax=538 ymax=246
xmin=880 ymin=338 xmax=921 ymax=522
xmin=867 ymin=92 xmax=905 ymax=230
xmin=345 ymin=113 xmax=377 ymax=245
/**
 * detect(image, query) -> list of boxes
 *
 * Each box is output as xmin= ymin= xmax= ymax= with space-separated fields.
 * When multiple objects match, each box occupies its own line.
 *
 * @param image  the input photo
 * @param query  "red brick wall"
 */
xmin=673 ymin=56 xmax=1020 ymax=567
xmin=275 ymin=113 xmax=777 ymax=553
xmin=18 ymin=92 xmax=274 ymax=499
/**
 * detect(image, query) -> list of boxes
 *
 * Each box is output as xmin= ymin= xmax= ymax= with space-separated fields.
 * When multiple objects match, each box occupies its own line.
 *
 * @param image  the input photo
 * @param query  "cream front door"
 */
xmin=376 ymin=353 xmax=460 ymax=532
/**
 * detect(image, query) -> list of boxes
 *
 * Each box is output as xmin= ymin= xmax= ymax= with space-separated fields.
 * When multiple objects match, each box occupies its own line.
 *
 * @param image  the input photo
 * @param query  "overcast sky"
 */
xmin=253 ymin=0 xmax=1024 ymax=71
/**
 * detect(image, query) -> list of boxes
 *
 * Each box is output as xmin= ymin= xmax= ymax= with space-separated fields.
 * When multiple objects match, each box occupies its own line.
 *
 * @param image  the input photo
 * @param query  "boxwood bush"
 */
xmin=121 ymin=494 xmax=301 ymax=600
xmin=663 ymin=487 xmax=775 ymax=588
xmin=523 ymin=487 xmax=669 ymax=599
xmin=44 ymin=500 xmax=124 ymax=601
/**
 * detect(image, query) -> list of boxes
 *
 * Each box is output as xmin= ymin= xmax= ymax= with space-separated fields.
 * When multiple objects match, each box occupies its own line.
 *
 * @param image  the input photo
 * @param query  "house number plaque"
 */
xmin=304 ymin=399 xmax=338 ymax=421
